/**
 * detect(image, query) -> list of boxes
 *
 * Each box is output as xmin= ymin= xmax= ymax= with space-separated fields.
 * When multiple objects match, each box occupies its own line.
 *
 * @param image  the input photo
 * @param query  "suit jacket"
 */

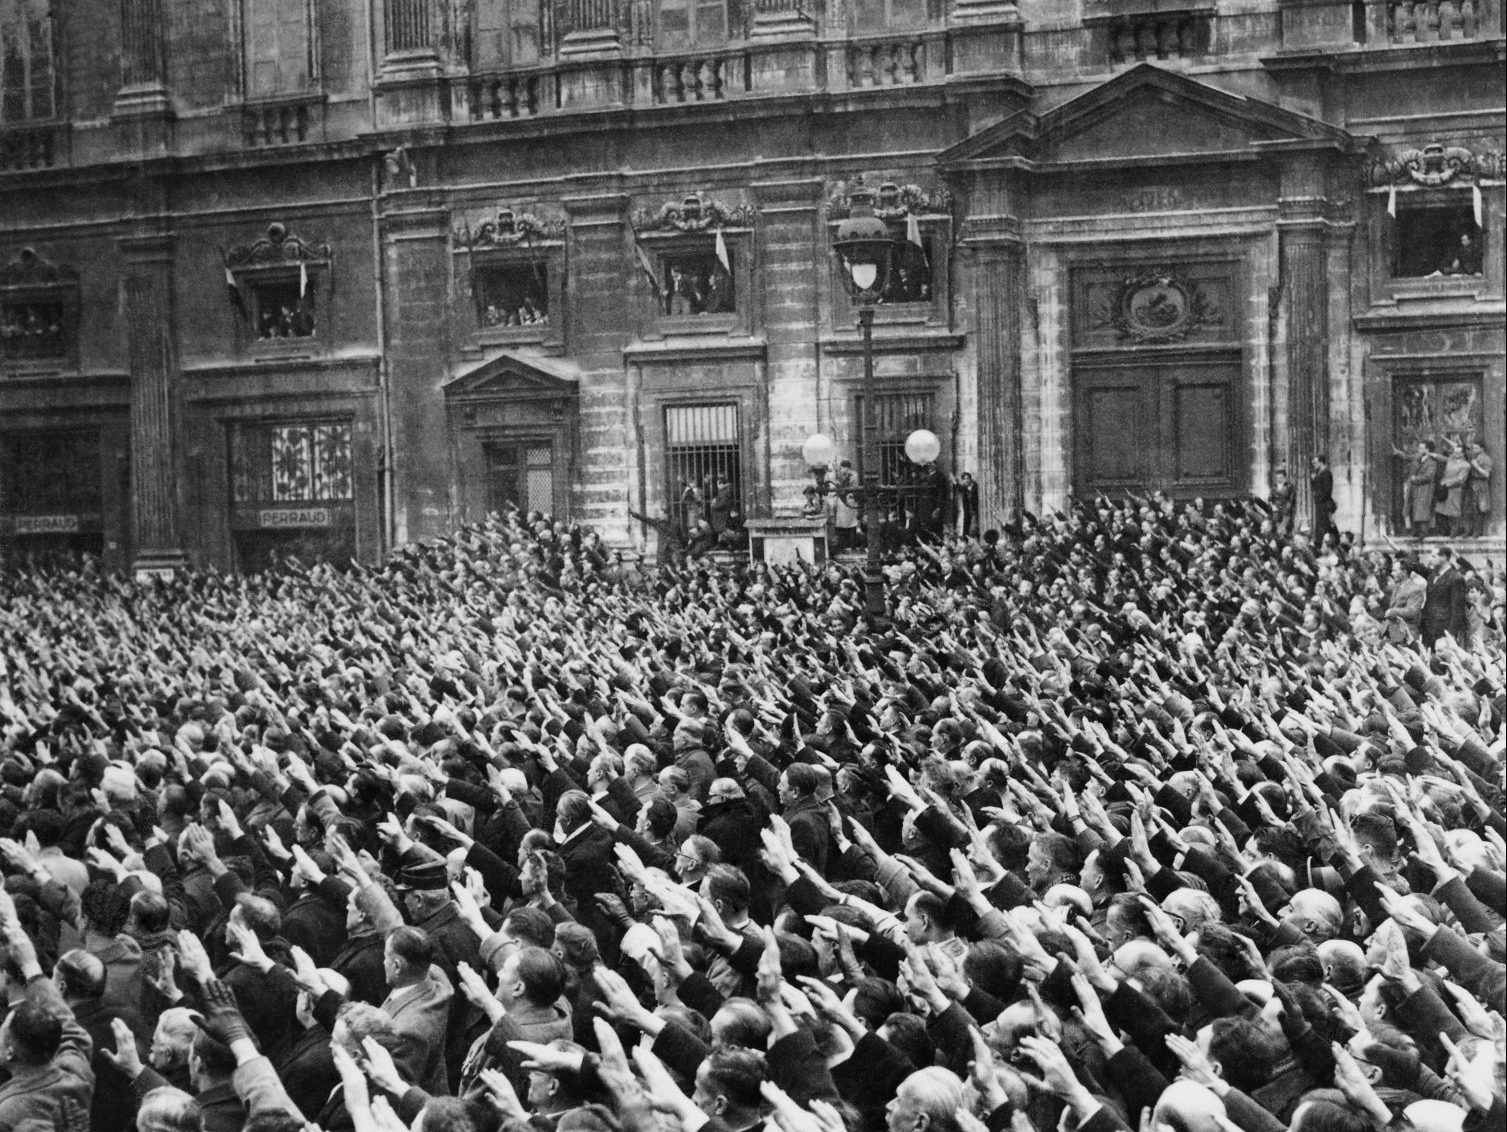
xmin=282 ymin=888 xmax=347 ymax=968
xmin=279 ymin=1024 xmax=340 ymax=1119
xmin=72 ymin=997 xmax=142 ymax=1132
xmin=1422 ymin=565 xmax=1469 ymax=644
xmin=0 ymin=977 xmax=95 ymax=1132
xmin=384 ymin=965 xmax=455 ymax=1097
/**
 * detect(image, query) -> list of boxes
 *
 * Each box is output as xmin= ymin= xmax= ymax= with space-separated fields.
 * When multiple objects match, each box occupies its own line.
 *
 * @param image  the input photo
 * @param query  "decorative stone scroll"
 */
xmin=225 ymin=222 xmax=332 ymax=268
xmin=457 ymin=208 xmax=568 ymax=248
xmin=631 ymin=193 xmax=755 ymax=233
xmin=825 ymin=178 xmax=952 ymax=220
xmin=0 ymin=247 xmax=75 ymax=287
xmin=1092 ymin=267 xmax=1221 ymax=345
xmin=1368 ymin=142 xmax=1505 ymax=188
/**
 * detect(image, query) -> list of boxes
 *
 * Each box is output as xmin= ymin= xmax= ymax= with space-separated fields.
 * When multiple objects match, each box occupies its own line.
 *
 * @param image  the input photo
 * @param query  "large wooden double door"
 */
xmin=1073 ymin=357 xmax=1243 ymax=498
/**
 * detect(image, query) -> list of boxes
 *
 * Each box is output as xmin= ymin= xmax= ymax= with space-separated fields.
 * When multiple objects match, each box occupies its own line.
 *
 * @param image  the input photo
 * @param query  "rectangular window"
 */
xmin=657 ymin=0 xmax=725 ymax=50
xmin=1392 ymin=199 xmax=1483 ymax=278
xmin=245 ymin=0 xmax=311 ymax=97
xmin=665 ymin=403 xmax=741 ymax=534
xmin=474 ymin=262 xmax=550 ymax=328
xmin=660 ymin=245 xmax=735 ymax=316
xmin=0 ymin=0 xmax=54 ymax=123
xmin=251 ymin=277 xmax=315 ymax=339
xmin=475 ymin=0 xmax=539 ymax=69
xmin=855 ymin=390 xmax=934 ymax=483
xmin=0 ymin=295 xmax=64 ymax=358
xmin=1392 ymin=376 xmax=1485 ymax=530
xmin=853 ymin=0 xmax=924 ymax=32
xmin=230 ymin=420 xmax=353 ymax=505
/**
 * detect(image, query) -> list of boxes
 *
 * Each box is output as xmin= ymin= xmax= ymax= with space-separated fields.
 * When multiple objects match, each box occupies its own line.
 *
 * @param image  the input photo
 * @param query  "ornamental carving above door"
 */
xmin=1091 ymin=267 xmax=1221 ymax=344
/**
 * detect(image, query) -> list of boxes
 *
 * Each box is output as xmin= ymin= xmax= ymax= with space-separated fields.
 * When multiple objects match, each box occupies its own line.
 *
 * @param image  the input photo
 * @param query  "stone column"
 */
xmin=381 ymin=203 xmax=453 ymax=546
xmin=115 ymin=0 xmax=171 ymax=119
xmin=755 ymin=178 xmax=824 ymax=514
xmin=1276 ymin=151 xmax=1333 ymax=530
xmin=120 ymin=232 xmax=186 ymax=577
xmin=968 ymin=238 xmax=1024 ymax=527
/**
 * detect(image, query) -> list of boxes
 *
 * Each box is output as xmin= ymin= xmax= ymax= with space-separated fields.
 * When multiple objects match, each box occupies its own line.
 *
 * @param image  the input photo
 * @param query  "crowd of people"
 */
xmin=0 ymin=493 xmax=1502 ymax=1132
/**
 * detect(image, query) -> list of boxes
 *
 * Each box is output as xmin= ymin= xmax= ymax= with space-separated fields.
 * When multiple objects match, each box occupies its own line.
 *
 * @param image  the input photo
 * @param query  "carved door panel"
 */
xmin=1074 ymin=374 xmax=1154 ymax=493
xmin=1073 ymin=362 xmax=1240 ymax=498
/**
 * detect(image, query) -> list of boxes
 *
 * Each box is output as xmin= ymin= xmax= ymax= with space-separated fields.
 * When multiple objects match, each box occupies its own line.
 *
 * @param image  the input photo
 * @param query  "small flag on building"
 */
xmin=633 ymin=239 xmax=662 ymax=295
xmin=906 ymin=212 xmax=928 ymax=266
xmin=1387 ymin=183 xmax=1396 ymax=218
xmin=224 ymin=263 xmax=246 ymax=319
xmin=1472 ymin=183 xmax=1483 ymax=228
xmin=299 ymin=259 xmax=308 ymax=298
xmin=714 ymin=228 xmax=730 ymax=273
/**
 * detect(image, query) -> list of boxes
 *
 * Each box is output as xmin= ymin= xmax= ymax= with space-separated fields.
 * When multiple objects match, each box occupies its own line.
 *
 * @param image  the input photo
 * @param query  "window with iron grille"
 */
xmin=855 ymin=391 xmax=934 ymax=484
xmin=665 ymin=403 xmax=741 ymax=534
xmin=230 ymin=420 xmax=354 ymax=505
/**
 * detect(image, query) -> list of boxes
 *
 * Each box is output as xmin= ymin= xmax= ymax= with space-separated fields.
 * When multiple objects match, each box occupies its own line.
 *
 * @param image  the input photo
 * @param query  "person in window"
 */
xmin=482 ymin=304 xmax=503 ymax=327
xmin=290 ymin=303 xmax=315 ymax=337
xmin=707 ymin=477 xmax=735 ymax=538
xmin=666 ymin=265 xmax=702 ymax=315
xmin=1466 ymin=439 xmax=1493 ymax=536
xmin=1439 ymin=228 xmax=1482 ymax=276
xmin=1433 ymin=438 xmax=1473 ymax=537
xmin=704 ymin=263 xmax=732 ymax=314
xmin=519 ymin=297 xmax=545 ymax=325
xmin=1396 ymin=438 xmax=1442 ymax=537
xmin=1269 ymin=465 xmax=1294 ymax=537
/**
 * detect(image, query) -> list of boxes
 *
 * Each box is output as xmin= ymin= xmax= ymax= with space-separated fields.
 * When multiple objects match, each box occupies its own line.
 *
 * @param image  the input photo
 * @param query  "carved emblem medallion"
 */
xmin=1095 ymin=268 xmax=1218 ymax=344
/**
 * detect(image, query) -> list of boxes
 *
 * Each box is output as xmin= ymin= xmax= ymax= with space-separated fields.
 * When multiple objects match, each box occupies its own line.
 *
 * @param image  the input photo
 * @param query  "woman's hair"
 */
xmin=137 ymin=1087 xmax=205 ymax=1132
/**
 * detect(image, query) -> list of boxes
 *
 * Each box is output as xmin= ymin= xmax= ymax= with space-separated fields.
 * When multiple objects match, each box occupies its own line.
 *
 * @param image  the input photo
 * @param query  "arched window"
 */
xmin=0 ymin=0 xmax=54 ymax=122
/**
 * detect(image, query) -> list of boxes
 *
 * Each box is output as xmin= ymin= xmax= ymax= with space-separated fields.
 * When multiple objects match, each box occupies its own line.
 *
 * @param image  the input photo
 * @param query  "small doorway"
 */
xmin=484 ymin=440 xmax=556 ymax=517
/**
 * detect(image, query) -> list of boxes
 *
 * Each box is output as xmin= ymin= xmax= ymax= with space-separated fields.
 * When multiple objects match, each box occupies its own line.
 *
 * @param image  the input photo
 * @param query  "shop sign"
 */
xmin=14 ymin=514 xmax=81 ymax=534
xmin=256 ymin=507 xmax=332 ymax=529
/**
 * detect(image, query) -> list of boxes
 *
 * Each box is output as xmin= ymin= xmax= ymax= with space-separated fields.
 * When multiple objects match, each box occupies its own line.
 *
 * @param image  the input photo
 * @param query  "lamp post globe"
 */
xmin=904 ymin=429 xmax=941 ymax=466
xmin=803 ymin=433 xmax=836 ymax=471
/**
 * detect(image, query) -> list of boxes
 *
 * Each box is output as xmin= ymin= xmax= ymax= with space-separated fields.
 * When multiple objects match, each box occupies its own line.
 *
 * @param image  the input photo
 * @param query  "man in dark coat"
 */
xmin=1421 ymin=544 xmax=1469 ymax=646
xmin=1309 ymin=453 xmax=1336 ymax=548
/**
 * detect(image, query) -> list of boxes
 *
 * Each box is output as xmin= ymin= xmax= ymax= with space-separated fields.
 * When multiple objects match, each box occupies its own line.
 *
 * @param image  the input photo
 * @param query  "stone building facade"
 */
xmin=0 ymin=0 xmax=1501 ymax=571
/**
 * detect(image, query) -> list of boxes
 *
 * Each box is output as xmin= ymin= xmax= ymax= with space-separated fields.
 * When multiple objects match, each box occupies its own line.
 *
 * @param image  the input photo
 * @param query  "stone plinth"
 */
xmin=747 ymin=516 xmax=828 ymax=565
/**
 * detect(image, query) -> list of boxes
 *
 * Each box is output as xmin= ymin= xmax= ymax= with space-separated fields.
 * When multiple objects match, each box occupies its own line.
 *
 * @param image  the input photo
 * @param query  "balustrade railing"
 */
xmin=653 ymin=53 xmax=745 ymax=103
xmin=469 ymin=73 xmax=546 ymax=119
xmin=847 ymin=38 xmax=927 ymax=87
xmin=0 ymin=125 xmax=62 ymax=172
xmin=242 ymin=98 xmax=323 ymax=146
xmin=1103 ymin=13 xmax=1207 ymax=63
xmin=1387 ymin=0 xmax=1481 ymax=40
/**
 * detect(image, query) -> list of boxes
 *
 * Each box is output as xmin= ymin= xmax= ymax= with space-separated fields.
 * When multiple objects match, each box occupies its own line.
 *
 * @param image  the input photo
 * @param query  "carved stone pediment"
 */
xmin=940 ymin=63 xmax=1356 ymax=169
xmin=444 ymin=351 xmax=582 ymax=403
xmin=632 ymin=193 xmax=754 ymax=233
xmin=1368 ymin=142 xmax=1504 ymax=188
xmin=825 ymin=178 xmax=952 ymax=221
xmin=0 ymin=247 xmax=76 ymax=289
xmin=226 ymin=222 xmax=331 ymax=268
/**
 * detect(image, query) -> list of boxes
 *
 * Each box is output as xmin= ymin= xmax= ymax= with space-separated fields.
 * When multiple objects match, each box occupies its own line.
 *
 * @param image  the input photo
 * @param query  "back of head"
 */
xmin=5 ymin=1001 xmax=64 ymax=1065
xmin=137 ymin=1087 xmax=205 ymax=1132
xmin=896 ymin=1067 xmax=966 ymax=1132
xmin=515 ymin=945 xmax=567 ymax=1007
xmin=55 ymin=949 xmax=107 ymax=1000
xmin=1153 ymin=1081 xmax=1228 ymax=1132
xmin=191 ymin=1030 xmax=237 ymax=1080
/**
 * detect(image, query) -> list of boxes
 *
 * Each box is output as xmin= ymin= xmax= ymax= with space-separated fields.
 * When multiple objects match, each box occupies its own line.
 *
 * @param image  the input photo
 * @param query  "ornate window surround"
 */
xmin=1366 ymin=141 xmax=1504 ymax=298
xmin=224 ymin=222 xmax=333 ymax=352
xmin=0 ymin=247 xmax=79 ymax=374
xmin=454 ymin=207 xmax=567 ymax=349
xmin=632 ymin=192 xmax=755 ymax=339
xmin=825 ymin=178 xmax=952 ymax=329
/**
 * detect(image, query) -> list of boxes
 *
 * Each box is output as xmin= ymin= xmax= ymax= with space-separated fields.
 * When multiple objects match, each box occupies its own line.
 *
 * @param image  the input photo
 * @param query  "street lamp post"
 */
xmin=831 ymin=185 xmax=897 ymax=625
